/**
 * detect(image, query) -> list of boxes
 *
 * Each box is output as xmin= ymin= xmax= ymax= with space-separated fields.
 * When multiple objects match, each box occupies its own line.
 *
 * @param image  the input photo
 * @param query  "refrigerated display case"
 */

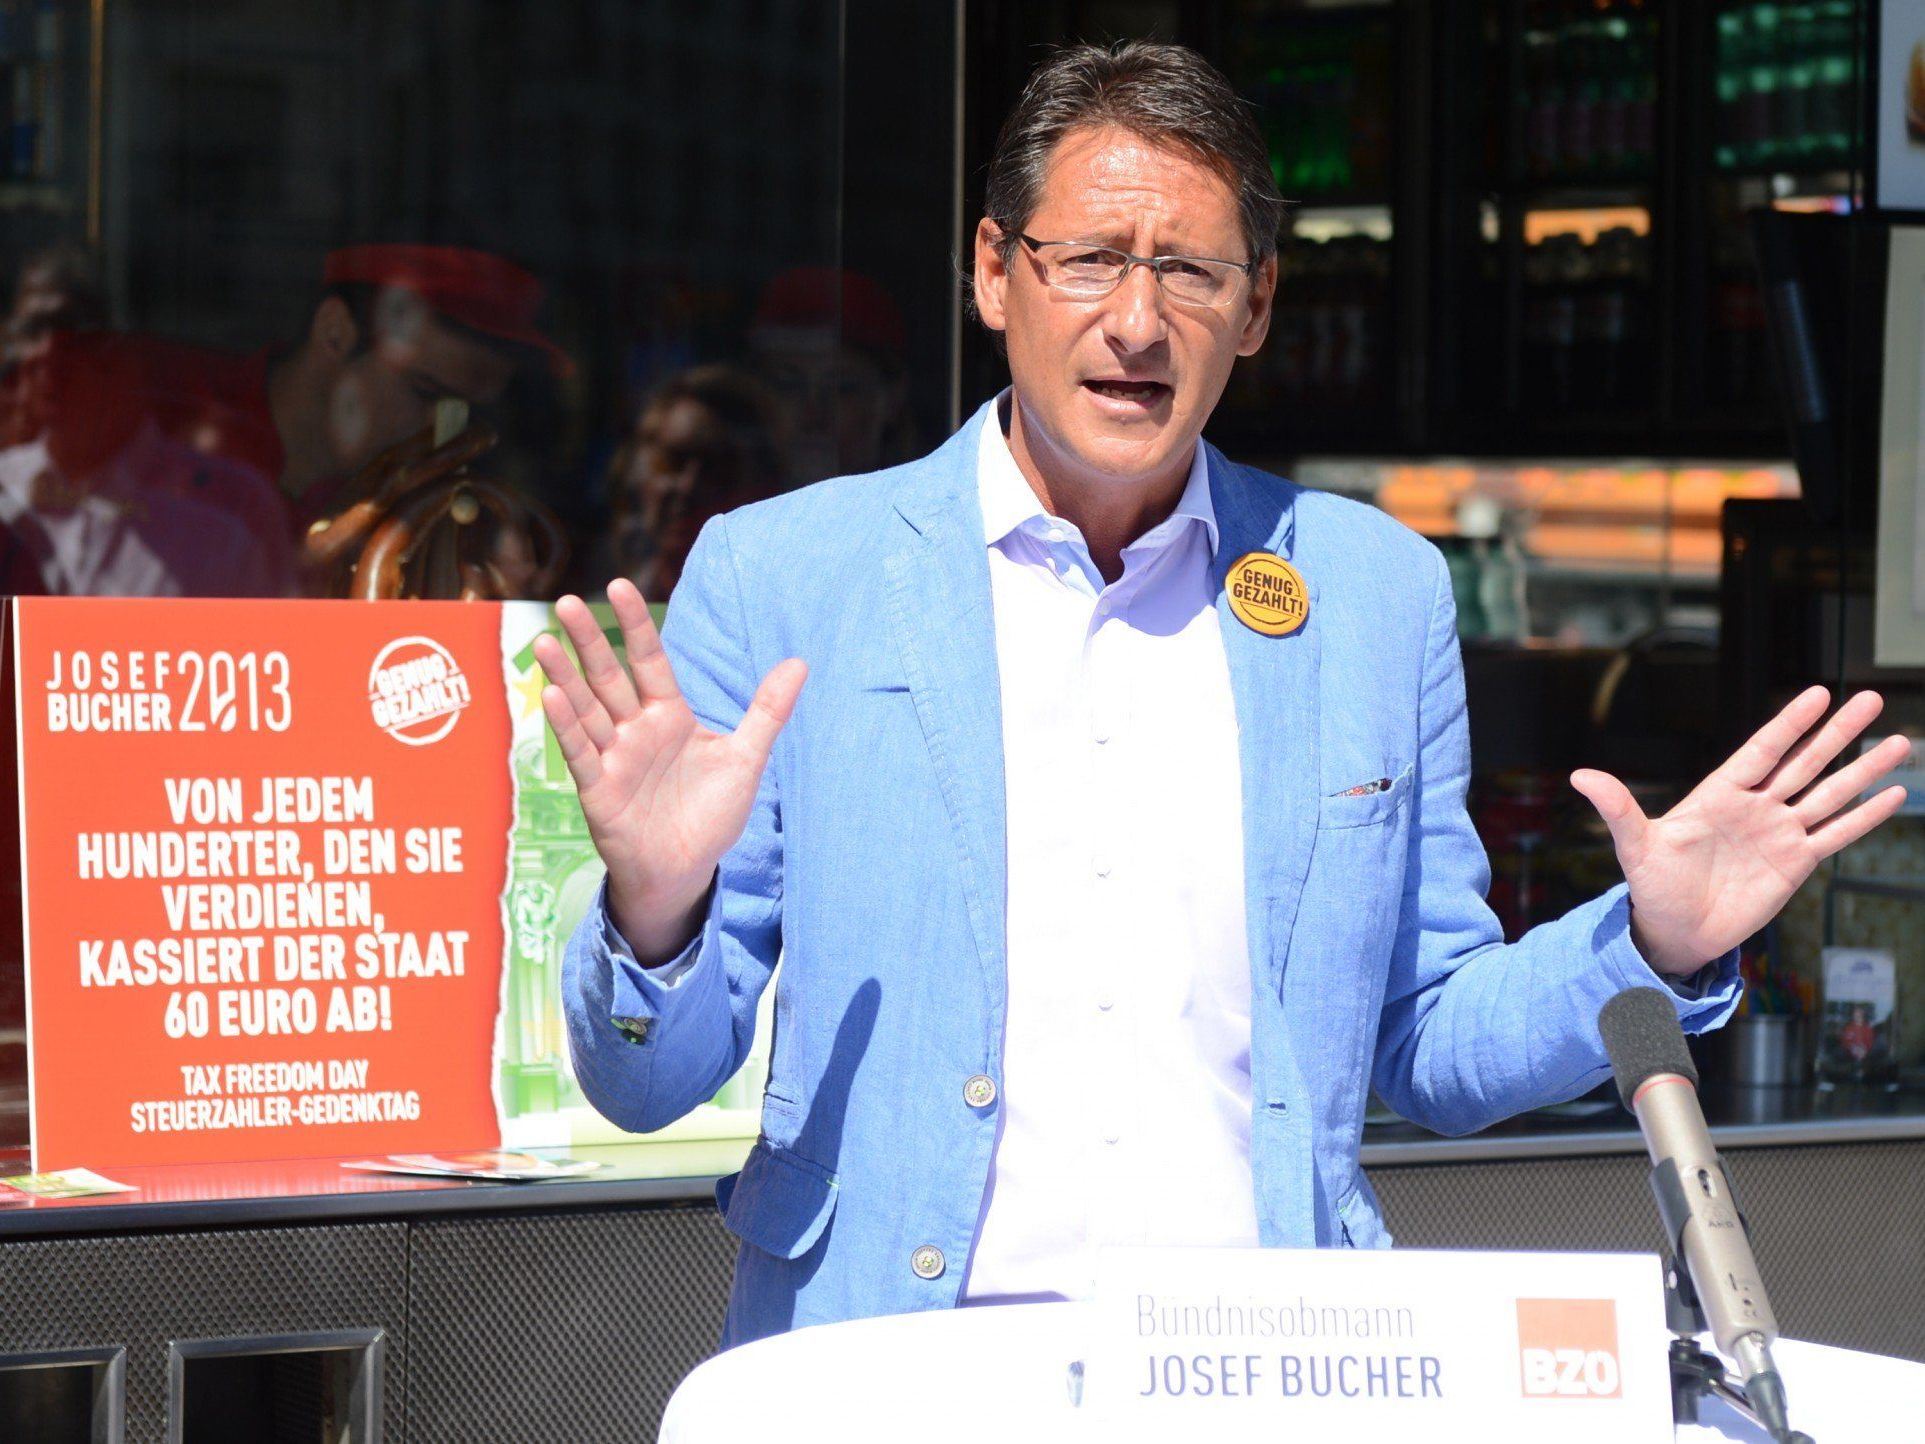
xmin=1442 ymin=0 xmax=1865 ymax=456
xmin=1220 ymin=1 xmax=1398 ymax=445
xmin=965 ymin=0 xmax=1867 ymax=461
xmin=1690 ymin=2 xmax=1864 ymax=436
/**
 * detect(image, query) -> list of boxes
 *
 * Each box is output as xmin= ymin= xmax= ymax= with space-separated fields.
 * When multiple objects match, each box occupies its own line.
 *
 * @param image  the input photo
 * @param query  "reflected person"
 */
xmin=0 ymin=244 xmax=566 ymax=597
xmin=749 ymin=266 xmax=917 ymax=487
xmin=585 ymin=363 xmax=782 ymax=599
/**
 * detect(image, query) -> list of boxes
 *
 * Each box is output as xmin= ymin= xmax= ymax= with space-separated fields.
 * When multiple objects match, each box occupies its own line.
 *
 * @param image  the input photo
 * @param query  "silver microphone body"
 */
xmin=1629 ymin=1071 xmax=1780 ymax=1362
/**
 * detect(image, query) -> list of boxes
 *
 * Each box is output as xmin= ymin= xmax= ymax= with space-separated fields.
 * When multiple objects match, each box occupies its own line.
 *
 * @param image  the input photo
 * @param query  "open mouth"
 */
xmin=1083 ymin=378 xmax=1171 ymax=406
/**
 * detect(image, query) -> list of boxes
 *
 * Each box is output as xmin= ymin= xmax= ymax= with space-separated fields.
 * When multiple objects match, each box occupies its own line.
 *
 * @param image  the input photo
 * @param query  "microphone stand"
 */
xmin=1650 ymin=1160 xmax=1815 ymax=1444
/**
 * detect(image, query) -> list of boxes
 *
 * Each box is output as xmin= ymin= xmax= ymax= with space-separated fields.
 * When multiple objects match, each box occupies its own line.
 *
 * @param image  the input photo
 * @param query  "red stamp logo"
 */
xmin=368 ymin=636 xmax=471 ymax=746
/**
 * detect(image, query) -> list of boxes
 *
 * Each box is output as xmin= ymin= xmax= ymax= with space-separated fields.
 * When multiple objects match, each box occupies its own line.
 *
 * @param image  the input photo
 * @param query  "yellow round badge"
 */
xmin=1225 ymin=551 xmax=1309 ymax=636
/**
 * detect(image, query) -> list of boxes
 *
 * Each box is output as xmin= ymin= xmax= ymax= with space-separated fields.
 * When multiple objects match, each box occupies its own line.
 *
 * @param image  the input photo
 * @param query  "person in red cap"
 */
xmin=748 ymin=265 xmax=918 ymax=487
xmin=0 ymin=243 xmax=567 ymax=598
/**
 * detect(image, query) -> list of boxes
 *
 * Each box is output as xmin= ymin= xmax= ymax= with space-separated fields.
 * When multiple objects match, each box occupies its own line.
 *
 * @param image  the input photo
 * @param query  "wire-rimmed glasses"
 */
xmin=1014 ymin=232 xmax=1255 ymax=308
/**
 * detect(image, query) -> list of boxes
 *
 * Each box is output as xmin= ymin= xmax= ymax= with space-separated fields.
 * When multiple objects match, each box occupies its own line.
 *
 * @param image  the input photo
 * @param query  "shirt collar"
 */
xmin=977 ymin=389 xmax=1218 ymax=555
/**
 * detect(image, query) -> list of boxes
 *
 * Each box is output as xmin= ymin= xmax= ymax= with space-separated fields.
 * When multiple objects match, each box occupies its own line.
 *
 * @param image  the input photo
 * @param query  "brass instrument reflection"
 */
xmin=0 ymin=244 xmax=571 ymax=600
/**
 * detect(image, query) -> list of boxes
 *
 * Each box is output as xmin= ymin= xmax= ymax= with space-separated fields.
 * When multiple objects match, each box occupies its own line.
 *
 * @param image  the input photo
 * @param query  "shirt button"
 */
xmin=911 ymin=1245 xmax=946 ymax=1280
xmin=1047 ymin=527 xmax=1065 ymax=544
xmin=1103 ymin=1131 xmax=1120 ymax=1146
xmin=964 ymin=1074 xmax=997 ymax=1108
xmin=1097 ymin=996 xmax=1114 ymax=1012
xmin=1097 ymin=598 xmax=1112 ymax=616
xmin=1094 ymin=856 xmax=1111 ymax=878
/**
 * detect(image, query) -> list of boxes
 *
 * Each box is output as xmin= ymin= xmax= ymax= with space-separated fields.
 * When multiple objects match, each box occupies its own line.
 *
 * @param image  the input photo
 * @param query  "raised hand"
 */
xmin=532 ymin=579 xmax=807 ymax=964
xmin=1569 ymin=687 xmax=1910 ymax=976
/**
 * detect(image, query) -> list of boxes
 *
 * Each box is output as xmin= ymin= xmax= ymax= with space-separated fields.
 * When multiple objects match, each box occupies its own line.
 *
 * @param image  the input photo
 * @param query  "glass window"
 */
xmin=0 ymin=0 xmax=954 ymax=603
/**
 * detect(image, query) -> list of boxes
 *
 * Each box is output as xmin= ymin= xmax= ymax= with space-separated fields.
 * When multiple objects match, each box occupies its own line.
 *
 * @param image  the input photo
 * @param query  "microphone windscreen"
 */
xmin=1598 ymin=987 xmax=1699 ymax=1109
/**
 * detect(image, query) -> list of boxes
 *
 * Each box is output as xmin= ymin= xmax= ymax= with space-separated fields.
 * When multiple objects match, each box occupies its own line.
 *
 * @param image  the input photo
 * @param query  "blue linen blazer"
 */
xmin=562 ymin=402 xmax=1740 ymax=1350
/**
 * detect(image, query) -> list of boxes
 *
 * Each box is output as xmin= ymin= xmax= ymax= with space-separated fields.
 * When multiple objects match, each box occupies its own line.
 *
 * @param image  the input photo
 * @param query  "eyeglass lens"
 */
xmin=1039 ymin=245 xmax=1240 ymax=304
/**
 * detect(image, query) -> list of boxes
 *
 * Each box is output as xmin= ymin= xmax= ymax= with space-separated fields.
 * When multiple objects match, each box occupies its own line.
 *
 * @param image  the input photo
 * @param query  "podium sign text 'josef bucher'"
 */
xmin=1089 ymin=1245 xmax=1672 ymax=1443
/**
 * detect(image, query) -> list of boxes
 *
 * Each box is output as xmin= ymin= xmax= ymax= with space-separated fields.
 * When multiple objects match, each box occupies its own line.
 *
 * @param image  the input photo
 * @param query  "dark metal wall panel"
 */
xmin=3 ymin=1142 xmax=1917 ymax=1440
xmin=1372 ymin=1139 xmax=1925 ymax=1362
xmin=0 ymin=1222 xmax=407 ymax=1443
xmin=404 ymin=1203 xmax=736 ymax=1444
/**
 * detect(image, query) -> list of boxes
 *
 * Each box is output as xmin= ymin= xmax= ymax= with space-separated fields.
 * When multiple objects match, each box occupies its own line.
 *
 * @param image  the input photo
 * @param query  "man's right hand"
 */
xmin=533 ymin=579 xmax=807 ymax=966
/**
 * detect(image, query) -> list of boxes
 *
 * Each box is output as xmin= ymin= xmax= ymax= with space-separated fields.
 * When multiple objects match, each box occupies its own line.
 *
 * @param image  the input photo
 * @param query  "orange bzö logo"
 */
xmin=1515 ymin=1298 xmax=1622 ymax=1399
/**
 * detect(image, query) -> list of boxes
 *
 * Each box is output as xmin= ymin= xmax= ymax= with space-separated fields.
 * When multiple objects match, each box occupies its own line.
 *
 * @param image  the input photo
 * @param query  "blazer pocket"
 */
xmin=715 ymin=1140 xmax=840 ymax=1260
xmin=1318 ymin=762 xmax=1414 ymax=831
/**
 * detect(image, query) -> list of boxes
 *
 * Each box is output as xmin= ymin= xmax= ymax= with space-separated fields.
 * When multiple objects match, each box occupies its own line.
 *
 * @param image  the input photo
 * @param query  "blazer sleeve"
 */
xmin=1369 ymin=547 xmax=1742 ymax=1136
xmin=559 ymin=513 xmax=785 ymax=1133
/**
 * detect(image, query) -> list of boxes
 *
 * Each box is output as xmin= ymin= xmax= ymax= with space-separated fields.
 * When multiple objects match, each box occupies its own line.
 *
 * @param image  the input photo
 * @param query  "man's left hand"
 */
xmin=1569 ymin=686 xmax=1911 ymax=977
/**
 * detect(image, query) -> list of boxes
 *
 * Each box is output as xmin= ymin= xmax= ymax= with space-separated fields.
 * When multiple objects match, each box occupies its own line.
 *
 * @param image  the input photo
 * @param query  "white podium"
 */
xmin=660 ymin=1301 xmax=1924 ymax=1443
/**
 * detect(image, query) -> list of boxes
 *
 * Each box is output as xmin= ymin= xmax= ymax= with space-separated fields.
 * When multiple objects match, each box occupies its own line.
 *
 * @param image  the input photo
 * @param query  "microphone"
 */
xmin=1598 ymin=987 xmax=1800 ymax=1442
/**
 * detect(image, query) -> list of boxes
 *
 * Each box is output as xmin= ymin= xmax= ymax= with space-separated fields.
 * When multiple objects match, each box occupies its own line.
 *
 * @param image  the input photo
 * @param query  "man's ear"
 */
xmin=1236 ymin=254 xmax=1278 ymax=357
xmin=973 ymin=218 xmax=1010 ymax=332
xmin=308 ymin=295 xmax=361 ymax=362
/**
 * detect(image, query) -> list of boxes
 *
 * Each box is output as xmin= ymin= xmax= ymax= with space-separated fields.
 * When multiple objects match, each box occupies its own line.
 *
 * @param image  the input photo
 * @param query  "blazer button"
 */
xmin=963 ymin=1074 xmax=997 ymax=1108
xmin=911 ymin=1245 xmax=945 ymax=1280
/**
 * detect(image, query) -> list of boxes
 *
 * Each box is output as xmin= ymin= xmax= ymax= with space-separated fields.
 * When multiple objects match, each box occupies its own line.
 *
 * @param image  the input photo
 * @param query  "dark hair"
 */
xmin=982 ymin=41 xmax=1284 ymax=272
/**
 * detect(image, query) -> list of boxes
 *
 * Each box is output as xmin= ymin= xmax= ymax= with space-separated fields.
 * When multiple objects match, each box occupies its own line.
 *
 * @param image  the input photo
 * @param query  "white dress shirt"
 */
xmin=960 ymin=395 xmax=1258 ymax=1304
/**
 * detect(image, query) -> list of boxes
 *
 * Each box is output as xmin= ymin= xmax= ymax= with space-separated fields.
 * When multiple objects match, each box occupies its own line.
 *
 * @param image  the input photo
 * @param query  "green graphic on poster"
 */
xmin=493 ymin=602 xmax=770 ymax=1149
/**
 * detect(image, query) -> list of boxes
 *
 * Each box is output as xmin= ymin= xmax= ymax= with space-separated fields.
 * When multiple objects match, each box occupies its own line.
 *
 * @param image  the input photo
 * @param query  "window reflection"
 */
xmin=0 ymin=244 xmax=573 ymax=598
xmin=588 ymin=362 xmax=780 ymax=598
xmin=747 ymin=266 xmax=918 ymax=488
xmin=0 ymin=0 xmax=944 ymax=604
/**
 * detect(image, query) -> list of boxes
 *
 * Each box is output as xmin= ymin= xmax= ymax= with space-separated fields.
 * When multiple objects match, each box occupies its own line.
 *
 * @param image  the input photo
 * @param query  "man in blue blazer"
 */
xmin=539 ymin=43 xmax=1909 ymax=1349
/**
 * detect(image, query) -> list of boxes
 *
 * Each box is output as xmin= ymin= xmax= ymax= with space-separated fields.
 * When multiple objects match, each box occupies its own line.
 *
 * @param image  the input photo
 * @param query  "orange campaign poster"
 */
xmin=14 ymin=597 xmax=513 ymax=1169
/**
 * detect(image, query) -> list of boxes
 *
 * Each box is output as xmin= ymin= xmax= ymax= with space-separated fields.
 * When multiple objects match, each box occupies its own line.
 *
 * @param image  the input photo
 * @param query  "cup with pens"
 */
xmin=1728 ymin=922 xmax=1814 ymax=1089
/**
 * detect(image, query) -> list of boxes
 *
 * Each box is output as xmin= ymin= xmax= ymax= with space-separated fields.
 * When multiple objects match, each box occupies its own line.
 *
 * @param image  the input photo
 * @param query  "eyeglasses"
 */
xmin=1014 ymin=232 xmax=1255 ymax=308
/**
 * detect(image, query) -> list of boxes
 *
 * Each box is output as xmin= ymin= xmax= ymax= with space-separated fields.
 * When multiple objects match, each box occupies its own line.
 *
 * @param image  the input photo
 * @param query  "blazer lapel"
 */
xmin=883 ymin=407 xmax=1008 ymax=1023
xmin=1208 ymin=444 xmax=1321 ymax=986
xmin=876 ymin=420 xmax=1318 ymax=1026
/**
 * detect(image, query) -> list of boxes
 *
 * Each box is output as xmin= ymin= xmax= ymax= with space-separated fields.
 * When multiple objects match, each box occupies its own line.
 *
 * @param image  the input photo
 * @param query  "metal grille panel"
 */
xmin=1372 ymin=1139 xmax=1925 ymax=1361
xmin=405 ymin=1203 xmax=736 ymax=1444
xmin=2 ymin=1141 xmax=1917 ymax=1440
xmin=0 ymin=1222 xmax=407 ymax=1443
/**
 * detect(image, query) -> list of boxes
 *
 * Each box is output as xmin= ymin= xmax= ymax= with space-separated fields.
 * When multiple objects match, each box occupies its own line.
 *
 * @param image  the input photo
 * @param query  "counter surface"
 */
xmin=1357 ymin=1079 xmax=1925 ymax=1163
xmin=0 ymin=1142 xmax=737 ymax=1237
xmin=1 ymin=1084 xmax=1919 ymax=1239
